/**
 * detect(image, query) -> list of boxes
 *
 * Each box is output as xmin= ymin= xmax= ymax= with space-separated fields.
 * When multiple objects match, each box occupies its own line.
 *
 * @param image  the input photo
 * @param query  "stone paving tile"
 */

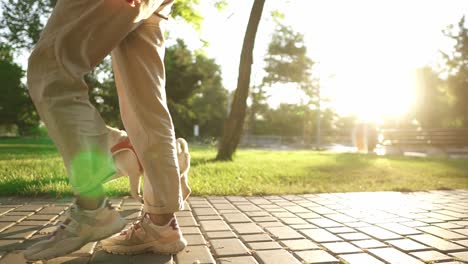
xmin=280 ymin=217 xmax=308 ymax=225
xmin=210 ymin=238 xmax=250 ymax=257
xmin=401 ymin=220 xmax=429 ymax=228
xmin=231 ymin=223 xmax=263 ymax=235
xmin=185 ymin=234 xmax=207 ymax=245
xmin=418 ymin=226 xmax=467 ymax=239
xmin=449 ymin=251 xmax=468 ymax=262
xmin=3 ymin=212 xmax=32 ymax=217
xmin=270 ymin=212 xmax=296 ymax=218
xmin=300 ymin=228 xmax=342 ymax=243
xmin=0 ymin=225 xmax=37 ymax=240
xmin=454 ymin=228 xmax=468 ymax=236
xmin=295 ymin=250 xmax=339 ymax=264
xmin=178 ymin=216 xmax=199 ymax=227
xmin=240 ymin=234 xmax=273 ymax=243
xmin=212 ymin=203 xmax=236 ymax=210
xmin=218 ymin=256 xmax=259 ymax=264
xmin=327 ymin=227 xmax=355 ymax=234
xmin=246 ymin=241 xmax=282 ymax=250
xmin=338 ymin=253 xmax=384 ymax=264
xmin=192 ymin=207 xmax=218 ymax=216
xmin=409 ymin=234 xmax=464 ymax=251
xmin=290 ymin=223 xmax=316 ymax=230
xmin=321 ymin=241 xmax=362 ymax=254
xmin=175 ymin=245 xmax=215 ymax=264
xmin=255 ymin=249 xmax=301 ymax=264
xmin=251 ymin=216 xmax=277 ymax=222
xmin=351 ymin=239 xmax=387 ymax=249
xmin=0 ymin=239 xmax=23 ymax=251
xmin=376 ymin=223 xmax=421 ymax=235
xmin=197 ymin=215 xmax=222 ymax=220
xmin=265 ymin=226 xmax=303 ymax=240
xmin=199 ymin=220 xmax=231 ymax=232
xmin=296 ymin=212 xmax=322 ymax=219
xmin=0 ymin=208 xmax=15 ymax=216
xmin=280 ymin=239 xmax=319 ymax=251
xmin=14 ymin=205 xmax=43 ymax=212
xmin=236 ymin=204 xmax=262 ymax=212
xmin=245 ymin=211 xmax=270 ymax=217
xmin=410 ymin=250 xmax=453 ymax=262
xmin=325 ymin=213 xmax=357 ymax=223
xmin=386 ymin=238 xmax=430 ymax=251
xmin=0 ymin=215 xmax=27 ymax=223
xmin=454 ymin=239 xmax=468 ymax=247
xmin=308 ymin=218 xmax=343 ymax=228
xmin=256 ymin=221 xmax=283 ymax=228
xmin=180 ymin=226 xmax=202 ymax=235
xmin=222 ymin=213 xmax=251 ymax=223
xmin=369 ymin=247 xmax=424 ymax=264
xmin=337 ymin=232 xmax=371 ymax=241
xmin=0 ymin=223 xmax=14 ymax=233
xmin=205 ymin=231 xmax=237 ymax=239
xmin=357 ymin=226 xmax=402 ymax=240
xmin=175 ymin=211 xmax=193 ymax=217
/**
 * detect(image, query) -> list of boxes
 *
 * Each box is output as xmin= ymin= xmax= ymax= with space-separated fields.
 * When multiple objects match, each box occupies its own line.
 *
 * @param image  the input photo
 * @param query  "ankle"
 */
xmin=147 ymin=213 xmax=174 ymax=226
xmin=76 ymin=196 xmax=105 ymax=210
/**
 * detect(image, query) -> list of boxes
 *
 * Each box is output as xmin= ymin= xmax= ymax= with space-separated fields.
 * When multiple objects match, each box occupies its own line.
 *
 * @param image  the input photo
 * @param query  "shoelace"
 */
xmin=120 ymin=213 xmax=147 ymax=237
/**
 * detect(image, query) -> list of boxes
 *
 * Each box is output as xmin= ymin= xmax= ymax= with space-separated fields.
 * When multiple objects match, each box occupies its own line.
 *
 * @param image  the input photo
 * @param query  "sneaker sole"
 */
xmin=103 ymin=238 xmax=187 ymax=255
xmin=25 ymin=218 xmax=126 ymax=262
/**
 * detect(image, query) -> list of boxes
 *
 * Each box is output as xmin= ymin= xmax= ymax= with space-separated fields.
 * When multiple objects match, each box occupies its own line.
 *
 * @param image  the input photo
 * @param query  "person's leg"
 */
xmin=100 ymin=5 xmax=188 ymax=255
xmin=25 ymin=0 xmax=169 ymax=260
xmin=111 ymin=7 xmax=182 ymax=221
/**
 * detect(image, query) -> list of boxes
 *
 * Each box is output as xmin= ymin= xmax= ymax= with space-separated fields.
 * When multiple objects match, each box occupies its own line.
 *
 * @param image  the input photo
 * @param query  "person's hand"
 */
xmin=126 ymin=0 xmax=141 ymax=7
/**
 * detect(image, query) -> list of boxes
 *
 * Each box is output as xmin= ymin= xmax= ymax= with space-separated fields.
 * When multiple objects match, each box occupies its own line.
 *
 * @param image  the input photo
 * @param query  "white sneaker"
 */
xmin=23 ymin=199 xmax=126 ymax=261
xmin=101 ymin=214 xmax=187 ymax=255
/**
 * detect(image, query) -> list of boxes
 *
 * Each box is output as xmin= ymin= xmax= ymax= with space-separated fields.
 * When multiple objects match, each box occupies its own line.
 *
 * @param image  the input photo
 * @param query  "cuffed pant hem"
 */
xmin=143 ymin=202 xmax=182 ymax=214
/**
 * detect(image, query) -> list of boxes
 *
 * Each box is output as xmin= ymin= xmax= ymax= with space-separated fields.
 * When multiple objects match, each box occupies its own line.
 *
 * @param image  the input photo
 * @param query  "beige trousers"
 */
xmin=27 ymin=0 xmax=183 ymax=214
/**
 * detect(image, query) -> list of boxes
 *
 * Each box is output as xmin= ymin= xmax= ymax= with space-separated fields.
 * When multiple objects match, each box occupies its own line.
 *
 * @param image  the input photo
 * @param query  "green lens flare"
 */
xmin=69 ymin=147 xmax=115 ymax=197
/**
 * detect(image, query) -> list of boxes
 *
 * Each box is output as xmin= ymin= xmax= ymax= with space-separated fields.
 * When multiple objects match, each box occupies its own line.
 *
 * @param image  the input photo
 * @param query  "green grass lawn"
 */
xmin=0 ymin=137 xmax=467 ymax=197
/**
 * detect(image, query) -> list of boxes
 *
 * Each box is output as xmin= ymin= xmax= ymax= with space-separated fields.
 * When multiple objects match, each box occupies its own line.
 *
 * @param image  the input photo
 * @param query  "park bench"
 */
xmin=378 ymin=128 xmax=468 ymax=157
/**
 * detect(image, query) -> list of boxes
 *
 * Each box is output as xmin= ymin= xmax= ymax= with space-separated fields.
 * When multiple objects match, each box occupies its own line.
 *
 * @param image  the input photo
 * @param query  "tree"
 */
xmin=0 ymin=43 xmax=39 ymax=134
xmin=413 ymin=67 xmax=453 ymax=128
xmin=441 ymin=16 xmax=468 ymax=127
xmin=262 ymin=21 xmax=315 ymax=91
xmin=246 ymin=85 xmax=269 ymax=135
xmin=190 ymin=55 xmax=227 ymax=139
xmin=165 ymin=39 xmax=227 ymax=139
xmin=262 ymin=16 xmax=318 ymax=144
xmin=216 ymin=0 xmax=266 ymax=160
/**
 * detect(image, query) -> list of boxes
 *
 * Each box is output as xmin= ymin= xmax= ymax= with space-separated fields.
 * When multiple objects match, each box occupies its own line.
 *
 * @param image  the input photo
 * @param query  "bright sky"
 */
xmin=168 ymin=0 xmax=468 ymax=122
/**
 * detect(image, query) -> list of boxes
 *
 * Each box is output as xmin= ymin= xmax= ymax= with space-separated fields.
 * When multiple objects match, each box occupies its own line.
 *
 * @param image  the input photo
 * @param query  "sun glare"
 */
xmin=332 ymin=67 xmax=416 ymax=123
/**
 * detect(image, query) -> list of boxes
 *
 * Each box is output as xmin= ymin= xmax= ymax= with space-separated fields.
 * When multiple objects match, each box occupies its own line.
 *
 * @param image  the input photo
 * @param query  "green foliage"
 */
xmin=441 ymin=16 xmax=468 ymax=127
xmin=412 ymin=67 xmax=454 ymax=128
xmin=165 ymin=39 xmax=227 ymax=139
xmin=263 ymin=21 xmax=315 ymax=89
xmin=171 ymin=0 xmax=203 ymax=31
xmin=0 ymin=0 xmax=53 ymax=50
xmin=0 ymin=44 xmax=40 ymax=135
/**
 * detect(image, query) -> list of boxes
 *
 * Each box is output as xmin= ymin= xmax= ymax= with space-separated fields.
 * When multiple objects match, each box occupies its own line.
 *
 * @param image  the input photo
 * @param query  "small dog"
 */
xmin=106 ymin=126 xmax=191 ymax=203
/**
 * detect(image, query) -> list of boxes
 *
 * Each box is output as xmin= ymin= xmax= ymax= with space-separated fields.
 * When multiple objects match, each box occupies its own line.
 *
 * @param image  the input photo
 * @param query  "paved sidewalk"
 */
xmin=0 ymin=190 xmax=467 ymax=263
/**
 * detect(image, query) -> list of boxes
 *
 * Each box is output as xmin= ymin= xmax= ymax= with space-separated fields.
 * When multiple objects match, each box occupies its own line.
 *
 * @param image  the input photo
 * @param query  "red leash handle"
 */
xmin=111 ymin=138 xmax=144 ymax=172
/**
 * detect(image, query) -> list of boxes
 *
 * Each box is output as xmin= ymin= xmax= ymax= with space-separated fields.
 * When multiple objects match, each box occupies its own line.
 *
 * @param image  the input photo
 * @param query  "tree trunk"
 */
xmin=216 ymin=0 xmax=265 ymax=160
